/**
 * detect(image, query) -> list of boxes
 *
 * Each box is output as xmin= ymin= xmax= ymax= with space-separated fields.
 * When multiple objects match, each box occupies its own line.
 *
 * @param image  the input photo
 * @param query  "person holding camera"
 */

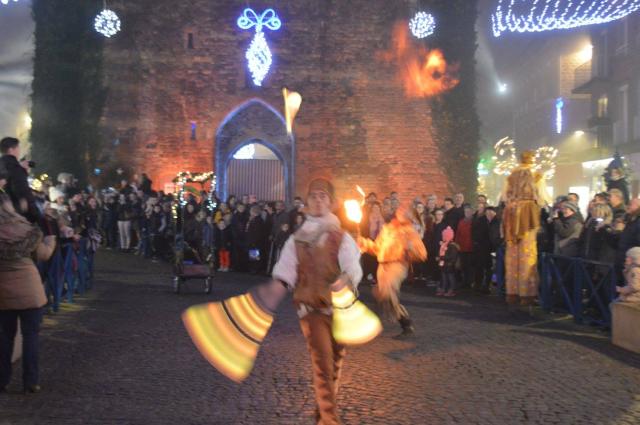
xmin=0 ymin=137 xmax=40 ymax=224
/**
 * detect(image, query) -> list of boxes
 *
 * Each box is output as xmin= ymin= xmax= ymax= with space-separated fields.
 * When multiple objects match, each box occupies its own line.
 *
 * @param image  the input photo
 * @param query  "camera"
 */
xmin=20 ymin=157 xmax=36 ymax=168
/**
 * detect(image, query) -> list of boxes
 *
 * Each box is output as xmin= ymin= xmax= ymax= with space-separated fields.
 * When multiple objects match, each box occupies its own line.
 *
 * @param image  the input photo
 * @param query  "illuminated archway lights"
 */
xmin=492 ymin=0 xmax=640 ymax=37
xmin=409 ymin=11 xmax=436 ymax=39
xmin=237 ymin=8 xmax=282 ymax=86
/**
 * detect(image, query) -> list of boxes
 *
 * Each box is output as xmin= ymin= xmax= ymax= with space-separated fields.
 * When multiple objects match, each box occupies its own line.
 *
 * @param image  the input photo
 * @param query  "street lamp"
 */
xmin=498 ymin=82 xmax=508 ymax=94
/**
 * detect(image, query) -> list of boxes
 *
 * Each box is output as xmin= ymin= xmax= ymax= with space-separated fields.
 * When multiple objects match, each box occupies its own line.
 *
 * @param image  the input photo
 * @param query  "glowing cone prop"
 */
xmin=331 ymin=287 xmax=382 ymax=346
xmin=283 ymin=87 xmax=302 ymax=135
xmin=182 ymin=292 xmax=274 ymax=382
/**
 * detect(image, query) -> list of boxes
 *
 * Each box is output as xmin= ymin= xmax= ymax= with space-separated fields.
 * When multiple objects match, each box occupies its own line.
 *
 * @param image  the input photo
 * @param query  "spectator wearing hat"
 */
xmin=552 ymin=201 xmax=583 ymax=257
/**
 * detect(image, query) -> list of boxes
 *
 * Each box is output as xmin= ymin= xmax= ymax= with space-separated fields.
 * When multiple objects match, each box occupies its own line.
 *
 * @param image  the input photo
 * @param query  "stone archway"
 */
xmin=215 ymin=99 xmax=292 ymax=203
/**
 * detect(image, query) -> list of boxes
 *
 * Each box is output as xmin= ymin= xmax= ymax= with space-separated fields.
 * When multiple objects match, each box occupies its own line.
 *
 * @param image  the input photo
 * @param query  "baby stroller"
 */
xmin=172 ymin=206 xmax=215 ymax=294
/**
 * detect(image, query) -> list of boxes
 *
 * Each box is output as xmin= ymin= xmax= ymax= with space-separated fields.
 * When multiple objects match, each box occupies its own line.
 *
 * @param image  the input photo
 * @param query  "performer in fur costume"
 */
xmin=358 ymin=207 xmax=427 ymax=337
xmin=501 ymin=151 xmax=546 ymax=307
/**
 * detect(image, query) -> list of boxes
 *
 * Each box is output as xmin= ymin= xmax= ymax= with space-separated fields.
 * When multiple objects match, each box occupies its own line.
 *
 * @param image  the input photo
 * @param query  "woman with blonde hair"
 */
xmin=579 ymin=203 xmax=616 ymax=264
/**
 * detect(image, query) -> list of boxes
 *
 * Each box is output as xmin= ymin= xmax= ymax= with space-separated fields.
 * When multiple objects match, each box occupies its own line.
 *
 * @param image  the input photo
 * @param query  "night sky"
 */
xmin=0 ymin=0 xmax=33 ymax=138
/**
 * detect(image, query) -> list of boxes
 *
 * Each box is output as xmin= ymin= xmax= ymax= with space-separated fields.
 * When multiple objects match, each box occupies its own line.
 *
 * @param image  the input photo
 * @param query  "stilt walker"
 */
xmin=501 ymin=151 xmax=545 ymax=307
xmin=358 ymin=208 xmax=427 ymax=337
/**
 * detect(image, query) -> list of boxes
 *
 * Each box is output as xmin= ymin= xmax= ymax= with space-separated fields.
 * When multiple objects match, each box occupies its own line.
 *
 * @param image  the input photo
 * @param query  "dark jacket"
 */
xmin=214 ymin=226 xmax=232 ymax=250
xmin=0 ymin=154 xmax=39 ymax=222
xmin=438 ymin=243 xmax=460 ymax=273
xmin=578 ymin=219 xmax=617 ymax=264
xmin=553 ymin=213 xmax=583 ymax=257
xmin=616 ymin=210 xmax=640 ymax=267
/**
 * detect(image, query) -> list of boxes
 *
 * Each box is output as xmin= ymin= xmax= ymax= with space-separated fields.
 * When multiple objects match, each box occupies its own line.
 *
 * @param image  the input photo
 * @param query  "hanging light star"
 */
xmin=94 ymin=7 xmax=121 ymax=38
xmin=492 ymin=0 xmax=640 ymax=37
xmin=409 ymin=11 xmax=436 ymax=39
xmin=237 ymin=8 xmax=282 ymax=86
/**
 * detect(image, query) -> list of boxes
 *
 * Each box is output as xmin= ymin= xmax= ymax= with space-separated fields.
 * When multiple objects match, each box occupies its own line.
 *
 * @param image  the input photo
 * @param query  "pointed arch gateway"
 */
xmin=215 ymin=99 xmax=294 ymax=203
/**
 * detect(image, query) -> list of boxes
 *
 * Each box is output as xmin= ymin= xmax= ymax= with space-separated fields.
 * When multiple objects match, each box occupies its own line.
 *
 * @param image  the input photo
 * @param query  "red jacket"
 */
xmin=455 ymin=218 xmax=473 ymax=253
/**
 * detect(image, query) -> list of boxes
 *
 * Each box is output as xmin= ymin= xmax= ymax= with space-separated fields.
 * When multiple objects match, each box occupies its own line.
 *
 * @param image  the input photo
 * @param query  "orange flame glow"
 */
xmin=344 ymin=199 xmax=363 ymax=224
xmin=379 ymin=22 xmax=460 ymax=98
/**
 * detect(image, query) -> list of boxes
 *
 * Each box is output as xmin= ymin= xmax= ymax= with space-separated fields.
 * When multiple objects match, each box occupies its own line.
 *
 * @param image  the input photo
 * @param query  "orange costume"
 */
xmin=501 ymin=152 xmax=546 ymax=306
xmin=359 ymin=214 xmax=427 ymax=335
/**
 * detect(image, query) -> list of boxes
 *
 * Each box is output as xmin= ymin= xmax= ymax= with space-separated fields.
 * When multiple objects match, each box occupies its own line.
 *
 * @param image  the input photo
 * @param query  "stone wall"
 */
xmin=100 ymin=0 xmax=476 ymax=203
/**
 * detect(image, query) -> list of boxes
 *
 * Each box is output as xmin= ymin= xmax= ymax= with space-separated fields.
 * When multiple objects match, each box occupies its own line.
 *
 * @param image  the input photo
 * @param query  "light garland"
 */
xmin=533 ymin=146 xmax=559 ymax=180
xmin=94 ymin=8 xmax=121 ymax=38
xmin=556 ymin=97 xmax=564 ymax=134
xmin=492 ymin=0 xmax=640 ymax=37
xmin=492 ymin=137 xmax=518 ymax=176
xmin=493 ymin=137 xmax=558 ymax=180
xmin=0 ymin=0 xmax=19 ymax=6
xmin=237 ymin=8 xmax=281 ymax=86
xmin=409 ymin=11 xmax=436 ymax=39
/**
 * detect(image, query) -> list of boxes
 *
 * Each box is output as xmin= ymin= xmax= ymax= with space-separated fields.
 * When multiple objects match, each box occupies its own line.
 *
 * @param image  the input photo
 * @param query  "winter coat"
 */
xmin=578 ymin=219 xmax=617 ymax=264
xmin=0 ymin=215 xmax=55 ymax=310
xmin=246 ymin=215 xmax=266 ymax=249
xmin=214 ymin=226 xmax=232 ymax=250
xmin=553 ymin=214 xmax=583 ymax=257
xmin=616 ymin=210 xmax=640 ymax=267
xmin=438 ymin=242 xmax=460 ymax=273
xmin=455 ymin=218 xmax=473 ymax=253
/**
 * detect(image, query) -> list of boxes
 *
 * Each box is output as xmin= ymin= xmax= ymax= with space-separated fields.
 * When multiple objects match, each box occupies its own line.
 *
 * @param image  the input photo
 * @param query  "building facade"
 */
xmin=574 ymin=13 xmax=640 ymax=200
xmin=93 ymin=0 xmax=479 ymax=203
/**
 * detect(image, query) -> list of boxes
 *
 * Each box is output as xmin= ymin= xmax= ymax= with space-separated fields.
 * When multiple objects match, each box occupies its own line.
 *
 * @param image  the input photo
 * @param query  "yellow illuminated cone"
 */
xmin=331 ymin=287 xmax=383 ymax=346
xmin=182 ymin=293 xmax=274 ymax=383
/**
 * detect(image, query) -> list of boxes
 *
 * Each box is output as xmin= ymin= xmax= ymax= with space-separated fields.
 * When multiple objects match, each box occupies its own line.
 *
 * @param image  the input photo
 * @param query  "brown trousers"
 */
xmin=299 ymin=311 xmax=346 ymax=425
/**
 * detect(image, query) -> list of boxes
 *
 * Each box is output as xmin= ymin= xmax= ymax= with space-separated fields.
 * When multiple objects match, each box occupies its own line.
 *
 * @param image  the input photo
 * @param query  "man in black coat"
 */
xmin=0 ymin=137 xmax=40 ymax=223
xmin=616 ymin=197 xmax=640 ymax=281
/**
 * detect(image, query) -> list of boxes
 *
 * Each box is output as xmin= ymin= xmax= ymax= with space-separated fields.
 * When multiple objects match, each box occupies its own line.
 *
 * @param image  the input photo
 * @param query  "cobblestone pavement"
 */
xmin=1 ymin=250 xmax=640 ymax=425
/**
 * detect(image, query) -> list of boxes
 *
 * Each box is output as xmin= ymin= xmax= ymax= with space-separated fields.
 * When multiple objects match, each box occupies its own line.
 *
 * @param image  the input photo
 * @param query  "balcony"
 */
xmin=587 ymin=115 xmax=612 ymax=128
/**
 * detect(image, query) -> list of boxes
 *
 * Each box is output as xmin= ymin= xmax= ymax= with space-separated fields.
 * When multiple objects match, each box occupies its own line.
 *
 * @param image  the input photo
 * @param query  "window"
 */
xmin=597 ymin=95 xmax=608 ymax=117
xmin=187 ymin=32 xmax=194 ymax=49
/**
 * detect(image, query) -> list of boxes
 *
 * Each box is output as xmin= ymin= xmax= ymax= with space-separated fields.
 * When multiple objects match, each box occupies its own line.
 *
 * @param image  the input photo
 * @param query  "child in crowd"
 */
xmin=437 ymin=226 xmax=459 ymax=297
xmin=615 ymin=247 xmax=640 ymax=303
xmin=215 ymin=220 xmax=232 ymax=272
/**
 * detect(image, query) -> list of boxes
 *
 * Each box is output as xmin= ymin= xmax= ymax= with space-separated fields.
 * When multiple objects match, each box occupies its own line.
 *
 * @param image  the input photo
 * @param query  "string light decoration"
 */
xmin=237 ymin=8 xmax=282 ymax=86
xmin=171 ymin=171 xmax=216 ymax=219
xmin=492 ymin=0 xmax=640 ymax=37
xmin=556 ymin=97 xmax=564 ymax=134
xmin=533 ymin=146 xmax=559 ymax=180
xmin=409 ymin=11 xmax=436 ymax=39
xmin=0 ymin=0 xmax=19 ymax=6
xmin=493 ymin=137 xmax=558 ymax=180
xmin=94 ymin=3 xmax=121 ymax=38
xmin=492 ymin=137 xmax=518 ymax=176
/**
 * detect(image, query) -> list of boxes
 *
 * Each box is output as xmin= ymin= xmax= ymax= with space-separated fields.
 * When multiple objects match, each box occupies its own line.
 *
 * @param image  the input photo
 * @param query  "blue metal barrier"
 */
xmin=495 ymin=251 xmax=617 ymax=327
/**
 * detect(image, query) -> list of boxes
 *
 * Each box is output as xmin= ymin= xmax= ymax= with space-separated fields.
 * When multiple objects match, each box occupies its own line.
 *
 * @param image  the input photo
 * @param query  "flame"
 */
xmin=344 ymin=199 xmax=363 ymax=224
xmin=283 ymin=87 xmax=302 ymax=134
xmin=379 ymin=22 xmax=459 ymax=98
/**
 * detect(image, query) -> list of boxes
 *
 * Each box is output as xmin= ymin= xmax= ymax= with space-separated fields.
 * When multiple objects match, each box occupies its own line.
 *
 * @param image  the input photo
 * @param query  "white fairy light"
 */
xmin=492 ymin=0 xmax=640 ymax=37
xmin=409 ymin=11 xmax=436 ymax=39
xmin=237 ymin=8 xmax=281 ymax=86
xmin=556 ymin=98 xmax=564 ymax=134
xmin=1 ymin=0 xmax=19 ymax=6
xmin=94 ymin=9 xmax=121 ymax=38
